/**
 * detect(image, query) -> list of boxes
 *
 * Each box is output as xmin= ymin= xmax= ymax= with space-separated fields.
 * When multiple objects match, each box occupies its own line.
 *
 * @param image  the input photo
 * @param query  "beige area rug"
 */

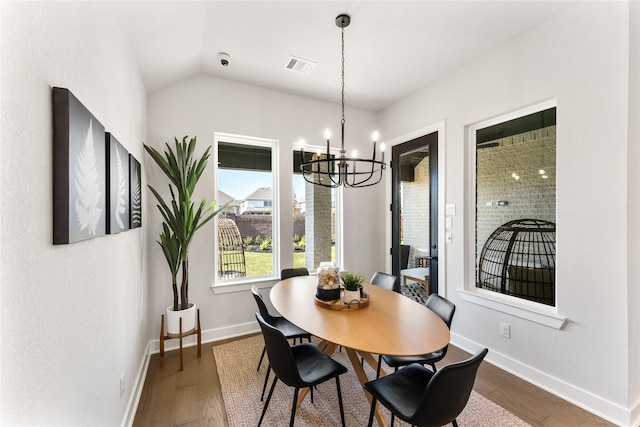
xmin=213 ymin=335 xmax=531 ymax=426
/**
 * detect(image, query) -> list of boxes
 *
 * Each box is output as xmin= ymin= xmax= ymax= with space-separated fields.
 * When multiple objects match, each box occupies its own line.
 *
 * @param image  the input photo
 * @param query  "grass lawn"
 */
xmin=244 ymin=248 xmax=335 ymax=276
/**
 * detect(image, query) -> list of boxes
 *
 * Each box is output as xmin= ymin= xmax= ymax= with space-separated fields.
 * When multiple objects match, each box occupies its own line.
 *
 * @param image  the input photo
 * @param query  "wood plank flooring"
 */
xmin=133 ymin=334 xmax=615 ymax=427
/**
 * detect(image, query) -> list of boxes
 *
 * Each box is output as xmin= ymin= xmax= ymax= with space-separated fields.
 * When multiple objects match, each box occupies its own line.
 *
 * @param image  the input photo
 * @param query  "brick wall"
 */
xmin=476 ymin=126 xmax=556 ymax=259
xmin=402 ymin=157 xmax=431 ymax=267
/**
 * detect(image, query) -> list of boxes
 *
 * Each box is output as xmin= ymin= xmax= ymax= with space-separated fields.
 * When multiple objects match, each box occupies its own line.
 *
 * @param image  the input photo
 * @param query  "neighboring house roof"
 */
xmin=217 ymin=190 xmax=234 ymax=204
xmin=245 ymin=187 xmax=272 ymax=201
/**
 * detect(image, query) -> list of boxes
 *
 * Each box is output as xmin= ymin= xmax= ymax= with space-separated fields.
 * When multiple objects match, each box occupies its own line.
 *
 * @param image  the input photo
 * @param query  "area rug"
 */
xmin=212 ymin=335 xmax=531 ymax=426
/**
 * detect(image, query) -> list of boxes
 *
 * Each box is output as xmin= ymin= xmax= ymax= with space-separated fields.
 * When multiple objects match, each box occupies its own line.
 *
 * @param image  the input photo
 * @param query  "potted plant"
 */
xmin=144 ymin=136 xmax=227 ymax=334
xmin=341 ymin=271 xmax=365 ymax=304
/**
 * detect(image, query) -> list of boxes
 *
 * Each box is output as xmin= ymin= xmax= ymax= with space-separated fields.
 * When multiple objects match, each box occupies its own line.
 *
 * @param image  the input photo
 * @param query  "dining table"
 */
xmin=270 ymin=275 xmax=450 ymax=427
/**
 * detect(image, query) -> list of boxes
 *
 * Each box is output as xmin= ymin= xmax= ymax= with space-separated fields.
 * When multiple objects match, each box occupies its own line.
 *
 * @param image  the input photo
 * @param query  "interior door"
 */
xmin=391 ymin=132 xmax=438 ymax=294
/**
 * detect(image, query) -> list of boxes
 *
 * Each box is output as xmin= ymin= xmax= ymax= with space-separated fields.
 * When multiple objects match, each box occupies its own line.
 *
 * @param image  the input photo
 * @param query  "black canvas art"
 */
xmin=129 ymin=154 xmax=142 ymax=229
xmin=52 ymin=87 xmax=106 ymax=244
xmin=106 ymin=133 xmax=130 ymax=234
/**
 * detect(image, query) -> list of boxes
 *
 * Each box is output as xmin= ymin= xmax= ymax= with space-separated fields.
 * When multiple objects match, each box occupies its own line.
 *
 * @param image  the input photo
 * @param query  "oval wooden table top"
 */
xmin=270 ymin=275 xmax=450 ymax=357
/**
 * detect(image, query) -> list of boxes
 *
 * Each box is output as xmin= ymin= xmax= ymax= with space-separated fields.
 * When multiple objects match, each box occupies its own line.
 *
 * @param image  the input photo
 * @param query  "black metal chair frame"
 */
xmin=251 ymin=286 xmax=311 ymax=401
xmin=256 ymin=312 xmax=347 ymax=427
xmin=379 ymin=293 xmax=455 ymax=377
xmin=364 ymin=348 xmax=489 ymax=427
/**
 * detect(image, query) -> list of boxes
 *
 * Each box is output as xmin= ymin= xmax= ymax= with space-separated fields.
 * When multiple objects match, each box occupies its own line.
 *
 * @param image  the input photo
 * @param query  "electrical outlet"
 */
xmin=120 ymin=373 xmax=125 ymax=399
xmin=500 ymin=322 xmax=511 ymax=339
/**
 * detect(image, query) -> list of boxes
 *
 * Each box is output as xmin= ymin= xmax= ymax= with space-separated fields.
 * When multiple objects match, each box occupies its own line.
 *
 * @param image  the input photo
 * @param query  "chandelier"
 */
xmin=299 ymin=14 xmax=387 ymax=188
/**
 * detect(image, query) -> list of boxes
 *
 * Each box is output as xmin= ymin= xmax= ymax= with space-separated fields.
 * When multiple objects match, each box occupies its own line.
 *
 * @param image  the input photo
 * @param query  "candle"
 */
xmin=325 ymin=128 xmax=331 ymax=156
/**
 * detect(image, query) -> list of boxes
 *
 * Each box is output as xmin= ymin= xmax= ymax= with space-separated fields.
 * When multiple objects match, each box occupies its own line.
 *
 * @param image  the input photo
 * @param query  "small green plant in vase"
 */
xmin=341 ymin=271 xmax=365 ymax=303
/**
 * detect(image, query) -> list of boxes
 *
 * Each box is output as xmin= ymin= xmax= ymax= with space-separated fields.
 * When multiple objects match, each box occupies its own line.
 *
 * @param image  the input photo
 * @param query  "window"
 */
xmin=292 ymin=149 xmax=340 ymax=271
xmin=214 ymin=133 xmax=279 ymax=282
xmin=472 ymin=103 xmax=557 ymax=306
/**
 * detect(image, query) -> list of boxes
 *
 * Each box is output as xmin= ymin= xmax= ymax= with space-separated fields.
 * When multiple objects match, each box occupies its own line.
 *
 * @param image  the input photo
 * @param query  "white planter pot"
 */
xmin=166 ymin=303 xmax=197 ymax=335
xmin=343 ymin=289 xmax=361 ymax=304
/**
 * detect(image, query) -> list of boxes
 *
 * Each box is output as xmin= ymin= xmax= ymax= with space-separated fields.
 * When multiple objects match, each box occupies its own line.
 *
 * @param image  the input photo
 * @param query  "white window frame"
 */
xmin=212 ymin=132 xmax=280 ymax=289
xmin=461 ymin=99 xmax=567 ymax=329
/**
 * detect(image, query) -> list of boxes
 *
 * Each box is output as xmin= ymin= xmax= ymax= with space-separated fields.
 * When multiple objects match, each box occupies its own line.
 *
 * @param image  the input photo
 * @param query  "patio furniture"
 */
xmin=218 ymin=218 xmax=246 ymax=279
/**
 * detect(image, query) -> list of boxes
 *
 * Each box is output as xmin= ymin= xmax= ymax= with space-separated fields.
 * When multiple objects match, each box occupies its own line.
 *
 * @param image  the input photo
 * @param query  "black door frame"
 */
xmin=391 ymin=132 xmax=439 ymax=294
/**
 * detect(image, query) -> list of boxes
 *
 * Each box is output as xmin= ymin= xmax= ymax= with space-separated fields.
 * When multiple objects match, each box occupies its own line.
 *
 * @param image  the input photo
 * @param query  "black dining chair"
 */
xmin=364 ymin=348 xmax=488 ymax=427
xmin=256 ymin=312 xmax=348 ymax=427
xmin=379 ymin=293 xmax=455 ymax=377
xmin=370 ymin=271 xmax=400 ymax=293
xmin=281 ymin=267 xmax=309 ymax=280
xmin=251 ymin=286 xmax=311 ymax=400
xmin=363 ymin=272 xmax=399 ymax=370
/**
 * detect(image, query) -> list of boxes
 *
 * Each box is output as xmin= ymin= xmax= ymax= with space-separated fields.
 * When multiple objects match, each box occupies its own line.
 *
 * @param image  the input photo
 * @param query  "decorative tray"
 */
xmin=314 ymin=292 xmax=370 ymax=310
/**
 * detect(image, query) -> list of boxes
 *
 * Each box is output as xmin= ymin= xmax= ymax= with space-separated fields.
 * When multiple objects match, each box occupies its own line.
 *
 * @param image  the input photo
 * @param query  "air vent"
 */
xmin=285 ymin=56 xmax=316 ymax=75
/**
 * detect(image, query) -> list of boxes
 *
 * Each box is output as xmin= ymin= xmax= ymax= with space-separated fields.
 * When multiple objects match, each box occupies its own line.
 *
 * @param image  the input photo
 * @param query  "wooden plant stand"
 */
xmin=159 ymin=309 xmax=201 ymax=371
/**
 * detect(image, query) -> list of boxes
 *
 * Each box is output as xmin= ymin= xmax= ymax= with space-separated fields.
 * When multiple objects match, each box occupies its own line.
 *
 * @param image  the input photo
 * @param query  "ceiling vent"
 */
xmin=285 ymin=56 xmax=316 ymax=75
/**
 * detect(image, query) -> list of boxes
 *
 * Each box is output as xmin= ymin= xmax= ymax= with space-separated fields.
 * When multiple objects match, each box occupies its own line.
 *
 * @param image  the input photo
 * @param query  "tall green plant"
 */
xmin=144 ymin=136 xmax=227 ymax=311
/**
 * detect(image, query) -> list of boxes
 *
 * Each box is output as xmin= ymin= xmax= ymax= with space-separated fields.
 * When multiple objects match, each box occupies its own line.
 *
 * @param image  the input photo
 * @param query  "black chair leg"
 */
xmin=257 ymin=346 xmax=266 ymax=371
xmin=335 ymin=377 xmax=346 ymax=427
xmin=375 ymin=354 xmax=383 ymax=378
xmin=391 ymin=413 xmax=395 ymax=427
xmin=310 ymin=383 xmax=314 ymax=403
xmin=452 ymin=420 xmax=459 ymax=427
xmin=258 ymin=376 xmax=278 ymax=427
xmin=261 ymin=365 xmax=271 ymax=401
xmin=367 ymin=398 xmax=377 ymax=427
xmin=290 ymin=387 xmax=299 ymax=427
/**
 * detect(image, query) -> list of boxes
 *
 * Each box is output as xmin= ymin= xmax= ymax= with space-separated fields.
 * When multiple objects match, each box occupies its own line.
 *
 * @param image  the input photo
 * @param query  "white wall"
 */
xmin=146 ymin=75 xmax=384 ymax=345
xmin=1 ymin=3 xmax=147 ymax=426
xmin=379 ymin=2 xmax=638 ymax=425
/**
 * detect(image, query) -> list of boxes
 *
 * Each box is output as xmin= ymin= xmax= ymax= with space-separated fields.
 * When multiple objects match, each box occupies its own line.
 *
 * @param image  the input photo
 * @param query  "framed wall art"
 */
xmin=129 ymin=154 xmax=142 ymax=229
xmin=106 ymin=133 xmax=130 ymax=234
xmin=52 ymin=87 xmax=106 ymax=244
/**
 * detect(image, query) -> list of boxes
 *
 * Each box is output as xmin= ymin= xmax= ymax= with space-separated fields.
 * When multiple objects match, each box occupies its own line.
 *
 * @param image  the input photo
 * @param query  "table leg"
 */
xmin=345 ymin=348 xmax=388 ymax=427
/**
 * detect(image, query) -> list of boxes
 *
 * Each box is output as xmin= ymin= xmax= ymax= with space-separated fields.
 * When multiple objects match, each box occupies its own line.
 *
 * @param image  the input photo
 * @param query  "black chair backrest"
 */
xmin=370 ymin=272 xmax=400 ymax=293
xmin=400 ymin=245 xmax=410 ymax=269
xmin=251 ymin=286 xmax=276 ymax=324
xmin=255 ymin=312 xmax=304 ymax=387
xmin=281 ymin=267 xmax=309 ymax=280
xmin=425 ymin=293 xmax=455 ymax=328
xmin=412 ymin=348 xmax=488 ymax=426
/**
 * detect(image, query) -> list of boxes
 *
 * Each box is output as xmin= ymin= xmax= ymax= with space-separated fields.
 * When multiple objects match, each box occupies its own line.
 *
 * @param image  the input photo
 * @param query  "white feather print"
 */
xmin=74 ymin=119 xmax=103 ymax=235
xmin=131 ymin=164 xmax=141 ymax=227
xmin=114 ymin=144 xmax=127 ymax=229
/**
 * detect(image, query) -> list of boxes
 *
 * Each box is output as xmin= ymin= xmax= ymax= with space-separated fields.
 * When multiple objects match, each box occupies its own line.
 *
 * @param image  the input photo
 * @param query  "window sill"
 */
xmin=457 ymin=288 xmax=567 ymax=330
xmin=211 ymin=276 xmax=279 ymax=294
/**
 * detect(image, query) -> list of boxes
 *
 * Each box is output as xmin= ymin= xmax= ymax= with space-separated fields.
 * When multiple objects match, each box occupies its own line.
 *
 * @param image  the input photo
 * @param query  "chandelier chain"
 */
xmin=341 ymin=25 xmax=345 ymax=127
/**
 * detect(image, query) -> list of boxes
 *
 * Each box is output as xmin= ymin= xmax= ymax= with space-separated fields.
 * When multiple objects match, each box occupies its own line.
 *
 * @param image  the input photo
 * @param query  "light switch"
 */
xmin=445 ymin=204 xmax=456 ymax=215
xmin=445 ymin=232 xmax=452 ymax=243
xmin=445 ymin=218 xmax=452 ymax=229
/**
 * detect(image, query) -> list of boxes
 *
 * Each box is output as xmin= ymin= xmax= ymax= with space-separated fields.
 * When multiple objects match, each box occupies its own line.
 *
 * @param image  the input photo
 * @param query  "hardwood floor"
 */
xmin=133 ymin=334 xmax=615 ymax=427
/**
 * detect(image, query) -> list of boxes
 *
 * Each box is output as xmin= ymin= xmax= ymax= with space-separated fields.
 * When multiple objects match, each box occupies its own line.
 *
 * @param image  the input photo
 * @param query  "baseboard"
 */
xmin=450 ymin=332 xmax=631 ymax=426
xmin=120 ymin=342 xmax=152 ymax=427
xmin=121 ymin=321 xmax=259 ymax=427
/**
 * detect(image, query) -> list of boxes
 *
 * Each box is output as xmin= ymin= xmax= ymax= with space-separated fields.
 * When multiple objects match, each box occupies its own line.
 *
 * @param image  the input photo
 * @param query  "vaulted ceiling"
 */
xmin=114 ymin=1 xmax=577 ymax=112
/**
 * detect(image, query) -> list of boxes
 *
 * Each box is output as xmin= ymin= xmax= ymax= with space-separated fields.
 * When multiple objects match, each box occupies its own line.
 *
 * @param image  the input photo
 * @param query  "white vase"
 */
xmin=343 ymin=289 xmax=361 ymax=304
xmin=166 ymin=303 xmax=197 ymax=335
